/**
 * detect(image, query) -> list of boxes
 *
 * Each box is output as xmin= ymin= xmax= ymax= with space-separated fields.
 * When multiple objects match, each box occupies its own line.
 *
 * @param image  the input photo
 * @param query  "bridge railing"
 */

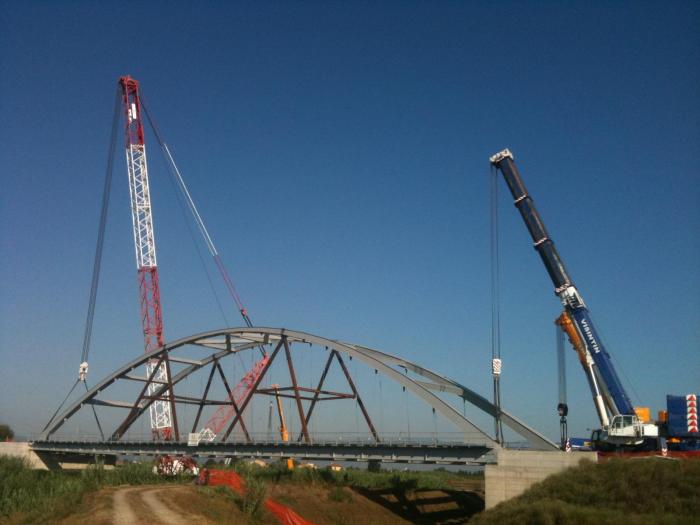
xmin=32 ymin=431 xmax=492 ymax=447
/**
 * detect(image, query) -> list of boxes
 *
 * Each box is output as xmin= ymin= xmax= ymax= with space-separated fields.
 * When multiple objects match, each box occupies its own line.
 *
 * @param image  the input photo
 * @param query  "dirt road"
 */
xmin=111 ymin=486 xmax=213 ymax=525
xmin=55 ymin=482 xmax=480 ymax=525
xmin=58 ymin=485 xmax=218 ymax=525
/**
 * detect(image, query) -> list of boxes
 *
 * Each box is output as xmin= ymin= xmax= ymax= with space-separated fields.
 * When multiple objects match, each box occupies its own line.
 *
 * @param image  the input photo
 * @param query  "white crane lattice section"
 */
xmin=125 ymin=143 xmax=173 ymax=434
xmin=125 ymin=144 xmax=157 ymax=269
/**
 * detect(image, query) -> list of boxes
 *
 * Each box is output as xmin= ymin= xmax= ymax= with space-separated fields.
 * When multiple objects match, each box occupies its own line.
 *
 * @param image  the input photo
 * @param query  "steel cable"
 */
xmin=84 ymin=380 xmax=105 ymax=440
xmin=80 ymin=88 xmax=121 ymax=366
xmin=44 ymin=89 xmax=121 ymax=435
xmin=490 ymin=164 xmax=504 ymax=444
xmin=42 ymin=379 xmax=80 ymax=432
xmin=140 ymin=94 xmax=264 ymax=358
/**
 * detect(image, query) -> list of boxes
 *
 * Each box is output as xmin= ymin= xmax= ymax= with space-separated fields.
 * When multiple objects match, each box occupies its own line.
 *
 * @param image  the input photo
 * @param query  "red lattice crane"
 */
xmin=118 ymin=76 xmax=173 ymax=440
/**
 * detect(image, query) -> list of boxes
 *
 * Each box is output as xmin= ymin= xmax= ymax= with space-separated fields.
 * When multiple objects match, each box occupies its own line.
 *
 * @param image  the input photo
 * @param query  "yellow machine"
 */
xmin=271 ymin=384 xmax=294 ymax=470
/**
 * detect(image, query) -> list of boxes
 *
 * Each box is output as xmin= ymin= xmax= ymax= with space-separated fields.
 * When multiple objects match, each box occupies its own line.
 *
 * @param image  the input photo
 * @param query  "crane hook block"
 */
xmin=78 ymin=361 xmax=89 ymax=382
xmin=492 ymin=358 xmax=502 ymax=377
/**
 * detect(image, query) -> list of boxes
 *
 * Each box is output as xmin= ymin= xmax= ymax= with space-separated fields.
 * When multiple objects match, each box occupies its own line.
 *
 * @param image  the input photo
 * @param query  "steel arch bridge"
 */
xmin=37 ymin=327 xmax=557 ymax=461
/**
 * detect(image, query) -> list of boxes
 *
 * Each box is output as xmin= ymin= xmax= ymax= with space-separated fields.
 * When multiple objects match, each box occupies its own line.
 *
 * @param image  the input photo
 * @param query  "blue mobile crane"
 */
xmin=489 ymin=149 xmax=659 ymax=448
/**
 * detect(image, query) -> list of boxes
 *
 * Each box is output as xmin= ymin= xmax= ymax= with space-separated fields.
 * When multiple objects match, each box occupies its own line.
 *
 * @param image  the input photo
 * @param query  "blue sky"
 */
xmin=1 ymin=1 xmax=698 ymax=441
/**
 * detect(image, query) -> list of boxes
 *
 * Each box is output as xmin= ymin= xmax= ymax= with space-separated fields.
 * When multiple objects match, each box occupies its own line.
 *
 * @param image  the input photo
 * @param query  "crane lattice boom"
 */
xmin=197 ymin=355 xmax=270 ymax=442
xmin=119 ymin=75 xmax=173 ymax=439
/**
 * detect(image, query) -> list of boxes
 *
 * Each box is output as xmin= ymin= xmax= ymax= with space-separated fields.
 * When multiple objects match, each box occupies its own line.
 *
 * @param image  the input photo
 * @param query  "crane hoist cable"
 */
xmin=41 ymin=379 xmax=79 ymax=432
xmin=139 ymin=98 xmax=258 ymax=336
xmin=138 ymin=94 xmax=277 ymax=443
xmin=557 ymin=324 xmax=567 ymax=410
xmin=126 ymin=95 xmax=232 ymax=330
xmin=138 ymin=118 xmax=233 ymax=329
xmin=490 ymin=164 xmax=504 ymax=444
xmin=167 ymin=191 xmax=232 ymax=329
xmin=556 ymin=323 xmax=568 ymax=448
xmin=79 ymin=88 xmax=121 ymax=373
xmin=43 ymin=89 xmax=121 ymax=436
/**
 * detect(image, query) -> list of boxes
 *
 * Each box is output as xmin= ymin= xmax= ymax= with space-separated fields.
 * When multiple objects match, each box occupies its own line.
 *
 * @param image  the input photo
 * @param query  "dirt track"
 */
xmin=111 ymin=486 xmax=212 ymax=525
xmin=56 ymin=485 xmax=218 ymax=525
xmin=54 ymin=482 xmax=481 ymax=525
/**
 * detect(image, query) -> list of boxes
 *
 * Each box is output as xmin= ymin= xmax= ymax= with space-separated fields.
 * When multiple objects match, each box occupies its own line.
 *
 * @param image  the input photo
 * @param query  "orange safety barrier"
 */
xmin=200 ymin=468 xmax=245 ymax=492
xmin=198 ymin=469 xmax=314 ymax=525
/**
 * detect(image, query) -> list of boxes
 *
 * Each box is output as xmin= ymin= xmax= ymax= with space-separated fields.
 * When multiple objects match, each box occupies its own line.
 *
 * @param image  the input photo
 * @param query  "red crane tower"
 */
xmin=118 ymin=76 xmax=174 ymax=440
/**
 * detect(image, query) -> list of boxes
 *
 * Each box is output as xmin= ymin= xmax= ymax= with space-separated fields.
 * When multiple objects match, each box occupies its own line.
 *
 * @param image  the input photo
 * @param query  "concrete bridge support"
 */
xmin=485 ymin=449 xmax=597 ymax=509
xmin=0 ymin=442 xmax=53 ymax=469
xmin=0 ymin=442 xmax=115 ymax=470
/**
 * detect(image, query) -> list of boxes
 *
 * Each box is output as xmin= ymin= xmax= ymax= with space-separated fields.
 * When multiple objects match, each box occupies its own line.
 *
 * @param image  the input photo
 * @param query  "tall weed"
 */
xmin=241 ymin=474 xmax=267 ymax=520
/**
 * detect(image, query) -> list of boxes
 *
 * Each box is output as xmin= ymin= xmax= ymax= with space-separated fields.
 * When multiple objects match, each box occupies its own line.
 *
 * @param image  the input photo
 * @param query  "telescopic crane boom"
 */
xmin=489 ymin=149 xmax=657 ymax=445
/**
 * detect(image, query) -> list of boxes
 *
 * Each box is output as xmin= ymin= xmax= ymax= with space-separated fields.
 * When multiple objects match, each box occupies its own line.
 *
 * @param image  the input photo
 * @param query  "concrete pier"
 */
xmin=485 ymin=449 xmax=597 ymax=509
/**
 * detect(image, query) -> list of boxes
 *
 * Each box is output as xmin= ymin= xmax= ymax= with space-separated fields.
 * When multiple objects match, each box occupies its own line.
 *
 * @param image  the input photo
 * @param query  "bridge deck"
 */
xmin=31 ymin=440 xmax=493 ymax=465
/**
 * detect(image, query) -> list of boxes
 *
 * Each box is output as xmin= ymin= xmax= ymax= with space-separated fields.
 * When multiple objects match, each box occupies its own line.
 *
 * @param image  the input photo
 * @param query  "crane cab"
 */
xmin=591 ymin=414 xmax=659 ymax=450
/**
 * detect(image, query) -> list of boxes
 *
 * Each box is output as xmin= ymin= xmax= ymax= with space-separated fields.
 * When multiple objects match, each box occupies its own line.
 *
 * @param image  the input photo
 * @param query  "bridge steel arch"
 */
xmin=40 ymin=328 xmax=557 ymax=450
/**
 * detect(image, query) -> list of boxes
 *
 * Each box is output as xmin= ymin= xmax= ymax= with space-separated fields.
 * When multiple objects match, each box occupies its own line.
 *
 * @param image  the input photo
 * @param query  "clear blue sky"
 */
xmin=1 ymin=1 xmax=698 ymax=441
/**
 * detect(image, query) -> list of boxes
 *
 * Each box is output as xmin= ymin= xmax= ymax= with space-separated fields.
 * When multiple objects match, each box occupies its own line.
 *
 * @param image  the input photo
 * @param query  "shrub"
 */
xmin=241 ymin=474 xmax=267 ymax=519
xmin=327 ymin=485 xmax=352 ymax=503
xmin=0 ymin=424 xmax=14 ymax=441
xmin=367 ymin=460 xmax=381 ymax=472
xmin=389 ymin=473 xmax=418 ymax=495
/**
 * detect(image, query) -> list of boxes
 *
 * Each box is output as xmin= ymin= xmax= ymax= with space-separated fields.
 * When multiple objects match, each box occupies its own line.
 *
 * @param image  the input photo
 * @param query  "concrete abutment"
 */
xmin=485 ymin=449 xmax=597 ymax=509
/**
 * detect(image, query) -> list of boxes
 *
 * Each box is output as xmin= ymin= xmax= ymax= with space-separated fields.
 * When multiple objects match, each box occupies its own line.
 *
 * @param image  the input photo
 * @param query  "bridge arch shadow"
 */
xmin=40 ymin=327 xmax=557 ymax=452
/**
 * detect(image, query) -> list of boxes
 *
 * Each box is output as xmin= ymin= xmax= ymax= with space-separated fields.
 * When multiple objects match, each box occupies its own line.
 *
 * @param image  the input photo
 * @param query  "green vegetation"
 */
xmin=327 ymin=485 xmax=353 ymax=503
xmin=0 ymin=455 xmax=186 ymax=523
xmin=0 ymin=425 xmax=14 ymax=442
xmin=471 ymin=458 xmax=700 ymax=525
xmin=197 ymin=481 xmax=269 ymax=523
xmin=1 ymin=453 xmax=481 ymax=524
xmin=241 ymin=472 xmax=268 ymax=520
xmin=225 ymin=459 xmax=482 ymax=491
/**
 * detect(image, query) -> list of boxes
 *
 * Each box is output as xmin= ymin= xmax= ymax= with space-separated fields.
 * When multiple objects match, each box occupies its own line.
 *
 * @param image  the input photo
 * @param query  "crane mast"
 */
xmin=119 ymin=76 xmax=173 ymax=440
xmin=489 ymin=149 xmax=657 ymax=445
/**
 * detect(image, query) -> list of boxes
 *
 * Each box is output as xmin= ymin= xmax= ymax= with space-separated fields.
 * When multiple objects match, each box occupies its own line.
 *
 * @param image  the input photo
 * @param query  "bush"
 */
xmin=0 ymin=423 xmax=15 ymax=441
xmin=389 ymin=473 xmax=418 ymax=495
xmin=367 ymin=460 xmax=381 ymax=472
xmin=241 ymin=474 xmax=267 ymax=519
xmin=0 ymin=424 xmax=14 ymax=441
xmin=327 ymin=485 xmax=352 ymax=503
